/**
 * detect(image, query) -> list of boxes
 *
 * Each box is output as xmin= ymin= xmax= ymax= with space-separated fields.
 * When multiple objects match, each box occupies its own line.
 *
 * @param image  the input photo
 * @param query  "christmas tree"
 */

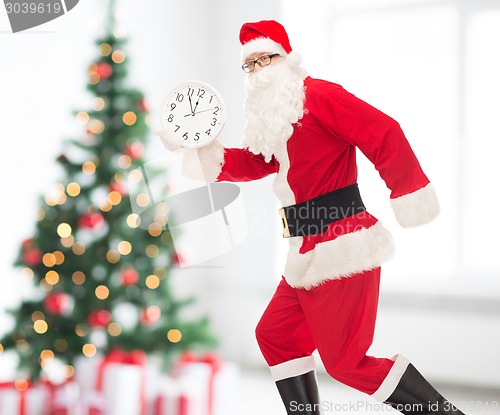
xmin=0 ymin=1 xmax=214 ymax=381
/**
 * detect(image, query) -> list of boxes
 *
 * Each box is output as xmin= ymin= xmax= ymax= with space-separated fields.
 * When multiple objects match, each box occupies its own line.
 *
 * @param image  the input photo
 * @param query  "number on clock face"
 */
xmin=160 ymin=81 xmax=226 ymax=148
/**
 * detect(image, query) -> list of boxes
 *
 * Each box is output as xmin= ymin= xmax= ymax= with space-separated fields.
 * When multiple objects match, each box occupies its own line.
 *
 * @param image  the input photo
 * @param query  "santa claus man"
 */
xmin=158 ymin=20 xmax=466 ymax=415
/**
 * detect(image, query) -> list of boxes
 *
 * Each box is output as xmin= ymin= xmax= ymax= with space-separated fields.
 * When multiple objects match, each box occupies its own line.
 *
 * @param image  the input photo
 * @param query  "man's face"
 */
xmin=241 ymin=49 xmax=305 ymax=162
xmin=243 ymin=52 xmax=284 ymax=73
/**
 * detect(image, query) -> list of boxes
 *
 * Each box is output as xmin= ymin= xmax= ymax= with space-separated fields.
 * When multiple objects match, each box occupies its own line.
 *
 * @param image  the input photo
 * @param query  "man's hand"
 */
xmin=154 ymin=128 xmax=184 ymax=152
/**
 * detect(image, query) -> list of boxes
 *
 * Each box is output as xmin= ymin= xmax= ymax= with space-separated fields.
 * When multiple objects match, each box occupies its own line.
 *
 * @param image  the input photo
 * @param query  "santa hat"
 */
xmin=240 ymin=20 xmax=292 ymax=63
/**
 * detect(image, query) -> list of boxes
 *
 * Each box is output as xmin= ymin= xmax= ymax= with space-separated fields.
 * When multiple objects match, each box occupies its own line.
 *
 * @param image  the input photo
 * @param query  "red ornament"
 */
xmin=22 ymin=238 xmax=35 ymax=250
xmin=123 ymin=142 xmax=143 ymax=160
xmin=96 ymin=62 xmax=113 ymax=79
xmin=23 ymin=247 xmax=42 ymax=267
xmin=140 ymin=306 xmax=161 ymax=326
xmin=120 ymin=268 xmax=139 ymax=286
xmin=78 ymin=212 xmax=105 ymax=229
xmin=138 ymin=98 xmax=149 ymax=112
xmin=108 ymin=181 xmax=126 ymax=196
xmin=87 ymin=309 xmax=111 ymax=328
xmin=44 ymin=292 xmax=73 ymax=316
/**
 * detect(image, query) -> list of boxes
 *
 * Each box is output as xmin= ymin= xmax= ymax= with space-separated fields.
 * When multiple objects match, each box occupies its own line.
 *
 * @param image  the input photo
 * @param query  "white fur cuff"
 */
xmin=241 ymin=37 xmax=287 ymax=62
xmin=181 ymin=140 xmax=225 ymax=182
xmin=270 ymin=356 xmax=316 ymax=381
xmin=390 ymin=183 xmax=440 ymax=228
xmin=371 ymin=354 xmax=410 ymax=402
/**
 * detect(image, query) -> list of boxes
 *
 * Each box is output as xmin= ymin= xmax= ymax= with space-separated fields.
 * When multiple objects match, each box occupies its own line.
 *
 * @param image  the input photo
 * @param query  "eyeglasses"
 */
xmin=241 ymin=53 xmax=281 ymax=73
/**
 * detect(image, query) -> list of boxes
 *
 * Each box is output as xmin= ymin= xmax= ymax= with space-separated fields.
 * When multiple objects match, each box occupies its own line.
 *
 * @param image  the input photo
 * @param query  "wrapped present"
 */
xmin=74 ymin=349 xmax=147 ymax=415
xmin=43 ymin=380 xmax=81 ymax=415
xmin=153 ymin=377 xmax=190 ymax=415
xmin=142 ymin=356 xmax=166 ymax=415
xmin=172 ymin=353 xmax=240 ymax=415
xmin=210 ymin=362 xmax=239 ymax=415
xmin=0 ymin=381 xmax=49 ymax=415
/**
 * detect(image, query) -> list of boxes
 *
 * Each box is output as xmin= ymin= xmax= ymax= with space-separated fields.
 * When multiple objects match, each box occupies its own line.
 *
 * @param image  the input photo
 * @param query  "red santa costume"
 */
xmin=176 ymin=19 xmax=466 ymax=415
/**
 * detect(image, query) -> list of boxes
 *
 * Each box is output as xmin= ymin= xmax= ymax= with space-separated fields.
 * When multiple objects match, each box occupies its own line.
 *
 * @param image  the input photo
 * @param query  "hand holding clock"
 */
xmin=155 ymin=128 xmax=185 ymax=152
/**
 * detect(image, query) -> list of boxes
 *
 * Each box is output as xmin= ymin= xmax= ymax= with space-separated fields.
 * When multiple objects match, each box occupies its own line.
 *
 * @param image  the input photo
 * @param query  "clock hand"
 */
xmin=192 ymin=97 xmax=201 ymax=113
xmin=188 ymin=95 xmax=194 ymax=114
xmin=183 ymin=107 xmax=219 ymax=117
xmin=191 ymin=107 xmax=218 ymax=116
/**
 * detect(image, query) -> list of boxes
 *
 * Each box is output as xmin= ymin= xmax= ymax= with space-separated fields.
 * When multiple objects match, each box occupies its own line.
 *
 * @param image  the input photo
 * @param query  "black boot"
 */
xmin=275 ymin=370 xmax=321 ymax=414
xmin=385 ymin=363 xmax=465 ymax=414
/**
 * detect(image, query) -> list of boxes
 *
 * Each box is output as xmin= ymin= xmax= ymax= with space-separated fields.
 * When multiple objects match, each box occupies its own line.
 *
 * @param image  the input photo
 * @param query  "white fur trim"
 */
xmin=284 ymin=221 xmax=395 ymax=290
xmin=286 ymin=50 xmax=302 ymax=66
xmin=270 ymin=355 xmax=316 ymax=381
xmin=371 ymin=354 xmax=410 ymax=402
xmin=272 ymin=145 xmax=296 ymax=206
xmin=241 ymin=37 xmax=287 ymax=62
xmin=390 ymin=183 xmax=440 ymax=228
xmin=181 ymin=140 xmax=225 ymax=182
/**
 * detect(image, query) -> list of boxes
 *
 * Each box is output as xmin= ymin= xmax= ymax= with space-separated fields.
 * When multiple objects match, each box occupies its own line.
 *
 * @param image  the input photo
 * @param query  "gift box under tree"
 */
xmin=159 ymin=352 xmax=240 ymax=415
xmin=0 ymin=379 xmax=80 ymax=415
xmin=74 ymin=349 xmax=147 ymax=415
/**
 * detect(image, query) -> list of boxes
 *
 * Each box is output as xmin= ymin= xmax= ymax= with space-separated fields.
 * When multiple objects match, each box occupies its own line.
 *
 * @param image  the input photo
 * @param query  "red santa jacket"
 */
xmin=184 ymin=77 xmax=440 ymax=289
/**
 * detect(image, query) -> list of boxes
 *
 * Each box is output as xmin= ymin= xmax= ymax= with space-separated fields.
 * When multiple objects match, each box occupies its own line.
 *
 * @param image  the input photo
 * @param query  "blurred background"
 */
xmin=1 ymin=0 xmax=499 ymax=413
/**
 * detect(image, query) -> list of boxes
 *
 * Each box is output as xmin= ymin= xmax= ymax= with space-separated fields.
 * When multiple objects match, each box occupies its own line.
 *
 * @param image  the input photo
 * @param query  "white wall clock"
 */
xmin=160 ymin=80 xmax=226 ymax=148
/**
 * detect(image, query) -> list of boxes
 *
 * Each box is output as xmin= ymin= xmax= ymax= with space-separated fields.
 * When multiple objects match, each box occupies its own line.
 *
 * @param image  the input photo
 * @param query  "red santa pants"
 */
xmin=255 ymin=267 xmax=395 ymax=395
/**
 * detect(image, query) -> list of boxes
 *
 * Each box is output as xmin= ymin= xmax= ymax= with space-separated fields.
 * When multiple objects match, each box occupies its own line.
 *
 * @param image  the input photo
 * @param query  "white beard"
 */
xmin=242 ymin=55 xmax=307 ymax=162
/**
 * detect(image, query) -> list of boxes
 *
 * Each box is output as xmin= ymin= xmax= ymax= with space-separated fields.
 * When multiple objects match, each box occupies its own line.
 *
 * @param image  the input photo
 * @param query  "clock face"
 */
xmin=160 ymin=81 xmax=226 ymax=148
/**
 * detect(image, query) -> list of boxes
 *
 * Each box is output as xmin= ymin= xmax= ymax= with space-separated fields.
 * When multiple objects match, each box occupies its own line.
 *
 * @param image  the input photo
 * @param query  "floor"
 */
xmin=239 ymin=368 xmax=500 ymax=415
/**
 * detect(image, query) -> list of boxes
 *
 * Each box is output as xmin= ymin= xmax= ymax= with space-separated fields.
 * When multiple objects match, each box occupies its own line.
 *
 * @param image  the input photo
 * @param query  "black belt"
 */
xmin=278 ymin=184 xmax=366 ymax=238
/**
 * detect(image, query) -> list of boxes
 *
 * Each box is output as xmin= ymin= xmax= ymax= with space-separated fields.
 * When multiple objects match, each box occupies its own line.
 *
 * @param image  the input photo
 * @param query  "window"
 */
xmin=281 ymin=0 xmax=500 ymax=291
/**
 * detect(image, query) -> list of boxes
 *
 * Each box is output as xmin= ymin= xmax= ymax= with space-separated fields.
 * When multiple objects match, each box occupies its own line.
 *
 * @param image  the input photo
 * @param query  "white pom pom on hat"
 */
xmin=240 ymin=20 xmax=292 ymax=63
